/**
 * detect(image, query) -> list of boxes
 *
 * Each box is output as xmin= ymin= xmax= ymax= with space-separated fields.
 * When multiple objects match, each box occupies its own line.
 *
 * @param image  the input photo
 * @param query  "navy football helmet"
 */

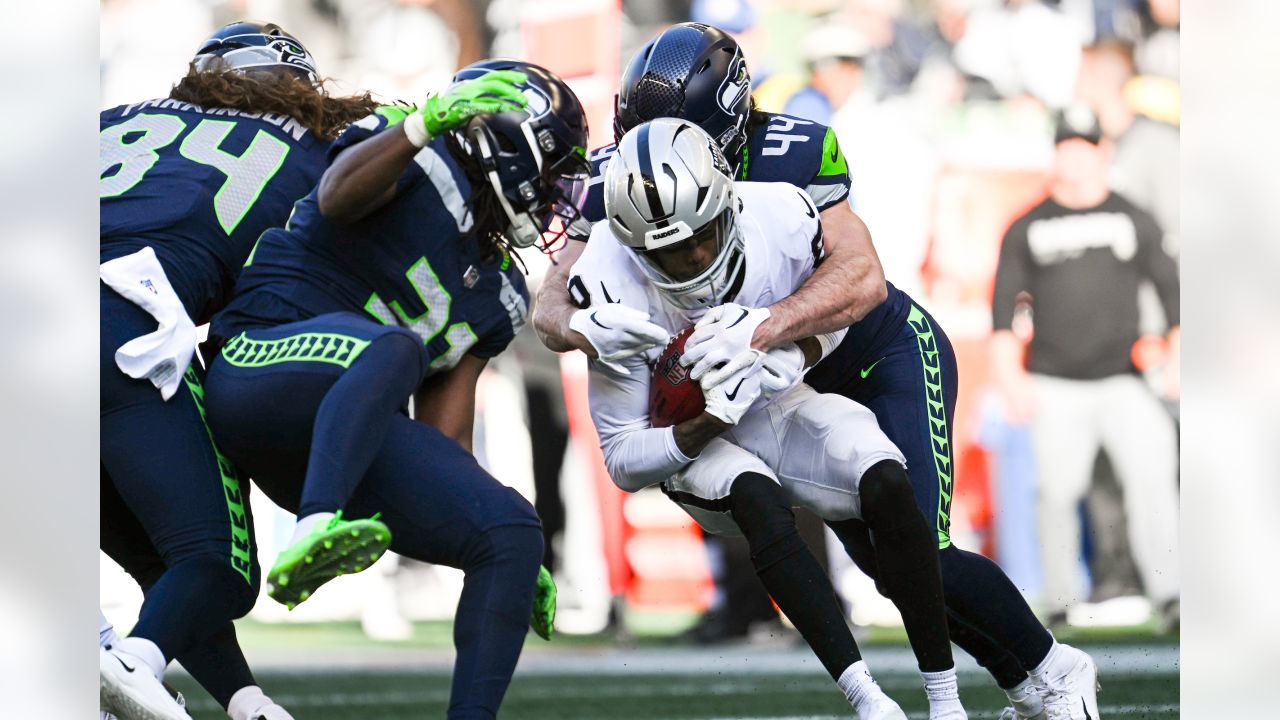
xmin=452 ymin=59 xmax=591 ymax=250
xmin=192 ymin=22 xmax=319 ymax=83
xmin=614 ymin=23 xmax=752 ymax=167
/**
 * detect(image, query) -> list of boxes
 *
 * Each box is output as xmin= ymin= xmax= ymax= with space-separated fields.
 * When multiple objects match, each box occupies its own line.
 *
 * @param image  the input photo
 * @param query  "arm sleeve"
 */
xmin=1134 ymin=208 xmax=1180 ymax=326
xmin=992 ymin=219 xmax=1031 ymax=331
xmin=588 ymin=357 xmax=696 ymax=492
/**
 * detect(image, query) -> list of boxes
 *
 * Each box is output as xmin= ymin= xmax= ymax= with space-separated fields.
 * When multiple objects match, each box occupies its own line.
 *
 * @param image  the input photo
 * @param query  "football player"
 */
xmin=100 ymin=22 xmax=378 ymax=720
xmin=199 ymin=60 xmax=589 ymax=718
xmin=535 ymin=22 xmax=1100 ymax=720
xmin=577 ymin=118 xmax=967 ymax=720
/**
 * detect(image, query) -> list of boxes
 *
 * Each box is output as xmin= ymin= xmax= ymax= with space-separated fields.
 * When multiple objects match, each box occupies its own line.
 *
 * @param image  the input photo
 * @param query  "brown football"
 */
xmin=649 ymin=326 xmax=705 ymax=428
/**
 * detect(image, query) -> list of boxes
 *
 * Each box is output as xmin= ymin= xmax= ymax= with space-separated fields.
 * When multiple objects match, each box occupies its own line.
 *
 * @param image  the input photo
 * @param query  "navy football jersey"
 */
xmin=100 ymin=97 xmax=330 ymax=324
xmin=211 ymin=109 xmax=529 ymax=375
xmin=568 ymin=112 xmax=852 ymax=241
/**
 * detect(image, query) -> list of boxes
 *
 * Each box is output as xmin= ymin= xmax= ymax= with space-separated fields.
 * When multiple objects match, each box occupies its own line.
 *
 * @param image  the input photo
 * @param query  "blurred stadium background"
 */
xmin=100 ymin=0 xmax=1180 ymax=717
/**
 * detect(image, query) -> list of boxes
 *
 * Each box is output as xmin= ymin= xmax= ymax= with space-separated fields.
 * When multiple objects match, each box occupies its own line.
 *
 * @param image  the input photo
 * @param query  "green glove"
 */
xmin=405 ymin=70 xmax=529 ymax=146
xmin=530 ymin=564 xmax=557 ymax=641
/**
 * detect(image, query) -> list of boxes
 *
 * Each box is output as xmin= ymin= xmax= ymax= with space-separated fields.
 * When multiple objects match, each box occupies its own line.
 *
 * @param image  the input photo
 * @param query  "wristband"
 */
xmin=403 ymin=112 xmax=430 ymax=148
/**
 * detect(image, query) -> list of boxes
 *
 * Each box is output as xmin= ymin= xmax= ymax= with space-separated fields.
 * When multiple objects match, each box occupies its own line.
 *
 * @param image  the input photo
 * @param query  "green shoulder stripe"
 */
xmin=819 ymin=126 xmax=849 ymax=179
xmin=375 ymin=105 xmax=415 ymax=127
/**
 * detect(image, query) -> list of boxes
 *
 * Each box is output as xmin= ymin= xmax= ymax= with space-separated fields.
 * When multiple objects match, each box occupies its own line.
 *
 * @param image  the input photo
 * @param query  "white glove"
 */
xmin=569 ymin=304 xmax=670 ymax=376
xmin=700 ymin=349 xmax=765 ymax=426
xmin=683 ymin=303 xmax=771 ymax=381
xmin=758 ymin=343 xmax=806 ymax=398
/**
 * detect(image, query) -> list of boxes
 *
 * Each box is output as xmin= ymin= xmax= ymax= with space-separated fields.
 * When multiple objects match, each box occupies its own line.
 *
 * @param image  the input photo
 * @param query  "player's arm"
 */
xmin=532 ymin=240 xmax=589 ymax=353
xmin=413 ymin=353 xmax=489 ymax=453
xmin=753 ymin=201 xmax=886 ymax=350
xmin=319 ymin=71 xmax=530 ymax=222
xmin=990 ymin=220 xmax=1035 ymax=423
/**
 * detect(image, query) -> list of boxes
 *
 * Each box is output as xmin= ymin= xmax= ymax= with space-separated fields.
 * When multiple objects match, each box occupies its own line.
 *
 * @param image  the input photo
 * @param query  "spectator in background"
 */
xmin=952 ymin=0 xmax=1084 ymax=108
xmin=783 ymin=24 xmax=870 ymax=125
xmin=1133 ymin=0 xmax=1178 ymax=81
xmin=990 ymin=106 xmax=1180 ymax=632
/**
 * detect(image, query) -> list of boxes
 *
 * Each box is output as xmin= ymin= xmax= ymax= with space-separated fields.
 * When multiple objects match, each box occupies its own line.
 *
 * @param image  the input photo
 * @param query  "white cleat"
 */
xmin=100 ymin=646 xmax=190 ymax=720
xmin=999 ymin=706 xmax=1048 ymax=720
xmin=857 ymin=693 xmax=909 ymax=720
xmin=1035 ymin=645 xmax=1101 ymax=720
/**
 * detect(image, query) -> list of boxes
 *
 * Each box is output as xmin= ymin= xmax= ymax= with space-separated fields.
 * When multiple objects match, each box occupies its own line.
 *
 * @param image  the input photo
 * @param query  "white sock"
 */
xmin=289 ymin=512 xmax=335 ymax=546
xmin=1004 ymin=677 xmax=1043 ymax=715
xmin=100 ymin=610 xmax=120 ymax=649
xmin=115 ymin=636 xmax=167 ymax=681
xmin=1031 ymin=640 xmax=1064 ymax=678
xmin=921 ymin=666 xmax=960 ymax=703
xmin=227 ymin=685 xmax=270 ymax=720
xmin=838 ymin=660 xmax=880 ymax=709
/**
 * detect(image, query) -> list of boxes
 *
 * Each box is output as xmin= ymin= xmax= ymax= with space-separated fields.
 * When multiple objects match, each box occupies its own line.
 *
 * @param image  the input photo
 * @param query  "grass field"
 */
xmin=167 ymin=621 xmax=1179 ymax=719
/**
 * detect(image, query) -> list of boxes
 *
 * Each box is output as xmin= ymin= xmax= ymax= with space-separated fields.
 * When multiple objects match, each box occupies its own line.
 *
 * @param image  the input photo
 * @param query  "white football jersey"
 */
xmin=570 ymin=181 xmax=828 ymax=492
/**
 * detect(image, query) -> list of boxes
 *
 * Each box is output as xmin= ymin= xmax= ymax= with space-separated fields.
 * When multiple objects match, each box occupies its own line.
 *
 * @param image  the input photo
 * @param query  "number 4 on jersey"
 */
xmin=100 ymin=112 xmax=290 ymax=235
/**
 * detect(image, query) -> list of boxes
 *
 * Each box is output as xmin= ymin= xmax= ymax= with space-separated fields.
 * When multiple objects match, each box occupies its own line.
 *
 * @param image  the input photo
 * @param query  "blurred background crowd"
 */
xmin=101 ymin=0 xmax=1180 ymax=644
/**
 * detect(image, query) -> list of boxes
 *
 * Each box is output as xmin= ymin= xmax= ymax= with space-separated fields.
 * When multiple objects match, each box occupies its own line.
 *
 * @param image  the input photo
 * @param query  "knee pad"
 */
xmin=859 ymin=460 xmax=921 ymax=530
xmin=729 ymin=473 xmax=804 ymax=571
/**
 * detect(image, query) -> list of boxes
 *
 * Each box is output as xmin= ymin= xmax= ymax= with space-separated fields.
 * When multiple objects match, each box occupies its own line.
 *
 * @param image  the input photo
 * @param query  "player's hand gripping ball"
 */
xmin=649 ymin=327 xmax=705 ymax=428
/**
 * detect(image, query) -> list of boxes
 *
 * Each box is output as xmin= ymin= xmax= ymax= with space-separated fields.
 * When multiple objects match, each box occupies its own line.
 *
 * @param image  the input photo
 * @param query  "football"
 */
xmin=649 ymin=326 xmax=705 ymax=428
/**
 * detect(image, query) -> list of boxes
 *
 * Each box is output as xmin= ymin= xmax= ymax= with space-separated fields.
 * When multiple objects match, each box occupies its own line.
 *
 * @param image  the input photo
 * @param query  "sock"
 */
xmin=289 ymin=512 xmax=335 ymax=545
xmin=116 ymin=636 xmax=167 ymax=681
xmin=227 ymin=685 xmax=270 ymax=720
xmin=1004 ymin=677 xmax=1044 ymax=716
xmin=838 ymin=660 xmax=881 ymax=710
xmin=922 ymin=667 xmax=960 ymax=703
xmin=100 ymin=610 xmax=120 ymax=649
xmin=1031 ymin=640 xmax=1063 ymax=678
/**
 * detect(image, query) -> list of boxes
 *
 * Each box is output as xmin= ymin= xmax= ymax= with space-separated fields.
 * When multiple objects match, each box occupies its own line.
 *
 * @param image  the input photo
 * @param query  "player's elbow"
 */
xmin=317 ymin=171 xmax=361 ymax=222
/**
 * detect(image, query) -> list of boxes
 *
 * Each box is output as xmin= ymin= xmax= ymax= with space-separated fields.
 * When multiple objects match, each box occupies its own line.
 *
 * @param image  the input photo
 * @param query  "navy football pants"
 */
xmin=100 ymin=284 xmax=259 ymax=706
xmin=204 ymin=313 xmax=543 ymax=720
xmin=811 ymin=300 xmax=1053 ymax=688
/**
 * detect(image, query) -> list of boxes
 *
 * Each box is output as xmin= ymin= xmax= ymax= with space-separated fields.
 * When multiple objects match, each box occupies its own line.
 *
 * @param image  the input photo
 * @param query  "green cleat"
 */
xmin=268 ymin=511 xmax=392 ymax=609
xmin=530 ymin=564 xmax=557 ymax=641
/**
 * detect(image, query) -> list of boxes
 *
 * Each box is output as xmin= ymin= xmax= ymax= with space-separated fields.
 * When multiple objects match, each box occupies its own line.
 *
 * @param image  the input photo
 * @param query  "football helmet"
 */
xmin=192 ymin=21 xmax=319 ymax=83
xmin=604 ymin=118 xmax=744 ymax=310
xmin=614 ymin=23 xmax=752 ymax=169
xmin=452 ymin=59 xmax=591 ymax=250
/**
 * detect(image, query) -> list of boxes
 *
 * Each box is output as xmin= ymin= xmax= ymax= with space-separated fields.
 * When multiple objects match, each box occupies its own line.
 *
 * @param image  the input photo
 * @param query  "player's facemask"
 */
xmin=636 ymin=207 xmax=745 ymax=311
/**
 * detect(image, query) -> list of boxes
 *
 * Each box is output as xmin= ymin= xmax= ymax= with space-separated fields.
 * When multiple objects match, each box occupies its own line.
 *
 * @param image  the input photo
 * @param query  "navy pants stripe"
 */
xmin=100 ymin=284 xmax=260 ymax=681
xmin=205 ymin=312 xmax=543 ymax=719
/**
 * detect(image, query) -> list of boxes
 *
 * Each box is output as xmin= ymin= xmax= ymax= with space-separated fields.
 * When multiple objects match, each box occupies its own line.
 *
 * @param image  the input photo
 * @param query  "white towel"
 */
xmin=100 ymin=247 xmax=196 ymax=400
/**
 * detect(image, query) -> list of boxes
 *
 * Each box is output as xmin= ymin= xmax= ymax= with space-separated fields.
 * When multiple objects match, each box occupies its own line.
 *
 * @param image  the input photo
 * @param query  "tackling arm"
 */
xmin=751 ymin=202 xmax=887 ymax=351
xmin=532 ymin=241 xmax=593 ymax=354
xmin=413 ymin=353 xmax=489 ymax=453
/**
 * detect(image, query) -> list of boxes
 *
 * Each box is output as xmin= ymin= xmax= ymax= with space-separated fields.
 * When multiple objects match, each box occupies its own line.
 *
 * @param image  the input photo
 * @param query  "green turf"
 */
xmin=169 ymin=654 xmax=1178 ymax=719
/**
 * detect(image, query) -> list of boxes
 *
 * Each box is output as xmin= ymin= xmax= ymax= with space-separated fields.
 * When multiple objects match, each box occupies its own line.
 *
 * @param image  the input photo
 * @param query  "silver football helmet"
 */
xmin=604 ymin=118 xmax=744 ymax=310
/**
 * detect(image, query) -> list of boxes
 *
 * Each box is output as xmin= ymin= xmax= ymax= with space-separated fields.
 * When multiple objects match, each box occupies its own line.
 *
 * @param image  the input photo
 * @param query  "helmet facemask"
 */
xmin=635 ymin=205 xmax=745 ymax=311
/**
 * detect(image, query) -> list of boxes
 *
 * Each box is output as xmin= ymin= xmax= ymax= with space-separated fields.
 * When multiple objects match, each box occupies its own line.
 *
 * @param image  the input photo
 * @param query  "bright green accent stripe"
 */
xmin=220 ymin=331 xmax=372 ymax=369
xmin=182 ymin=367 xmax=253 ymax=584
xmin=375 ymin=105 xmax=414 ymax=127
xmin=819 ymin=127 xmax=849 ymax=179
xmin=907 ymin=305 xmax=954 ymax=549
xmin=738 ymin=144 xmax=750 ymax=180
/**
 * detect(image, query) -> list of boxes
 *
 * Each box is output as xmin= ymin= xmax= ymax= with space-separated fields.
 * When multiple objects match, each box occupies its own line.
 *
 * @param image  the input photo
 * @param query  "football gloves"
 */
xmin=683 ymin=304 xmax=771 ymax=381
xmin=405 ymin=70 xmax=529 ymax=147
xmin=569 ymin=304 xmax=671 ymax=376
xmin=700 ymin=349 xmax=765 ymax=425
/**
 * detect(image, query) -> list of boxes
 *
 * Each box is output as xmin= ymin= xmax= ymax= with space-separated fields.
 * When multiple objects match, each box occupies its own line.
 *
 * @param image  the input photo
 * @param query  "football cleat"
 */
xmin=857 ymin=693 xmax=909 ymax=720
xmin=1034 ymin=645 xmax=1100 ymax=720
xmin=999 ymin=708 xmax=1048 ymax=720
xmin=100 ymin=646 xmax=190 ymax=720
xmin=530 ymin=564 xmax=557 ymax=640
xmin=267 ymin=511 xmax=392 ymax=609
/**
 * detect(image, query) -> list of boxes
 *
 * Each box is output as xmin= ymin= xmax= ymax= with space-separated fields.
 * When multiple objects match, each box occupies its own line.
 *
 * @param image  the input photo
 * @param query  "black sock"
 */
xmin=856 ymin=460 xmax=953 ymax=672
xmin=729 ymin=473 xmax=861 ymax=680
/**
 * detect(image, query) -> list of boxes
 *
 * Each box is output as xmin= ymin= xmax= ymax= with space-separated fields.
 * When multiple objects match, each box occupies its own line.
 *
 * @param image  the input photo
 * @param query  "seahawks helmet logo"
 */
xmin=269 ymin=39 xmax=316 ymax=74
xmin=716 ymin=52 xmax=749 ymax=115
